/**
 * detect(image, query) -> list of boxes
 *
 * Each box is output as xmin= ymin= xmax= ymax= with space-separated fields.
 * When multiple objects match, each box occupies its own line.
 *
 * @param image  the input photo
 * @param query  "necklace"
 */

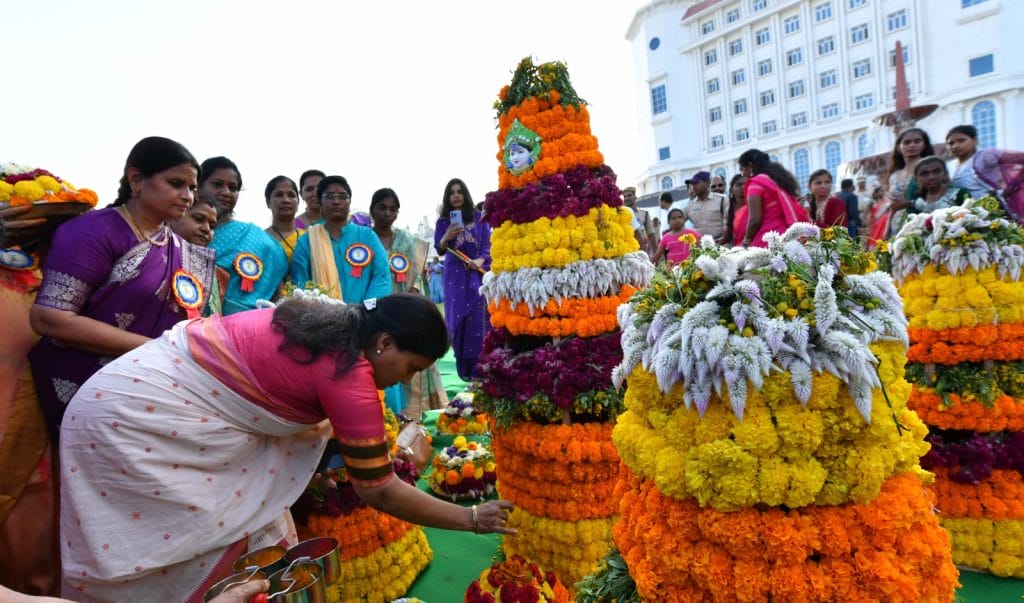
xmin=118 ymin=206 xmax=169 ymax=246
xmin=271 ymin=225 xmax=295 ymax=252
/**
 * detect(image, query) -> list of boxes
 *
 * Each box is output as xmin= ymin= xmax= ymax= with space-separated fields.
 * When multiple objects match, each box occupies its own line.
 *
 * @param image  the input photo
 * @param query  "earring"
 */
xmin=376 ymin=349 xmax=382 ymax=355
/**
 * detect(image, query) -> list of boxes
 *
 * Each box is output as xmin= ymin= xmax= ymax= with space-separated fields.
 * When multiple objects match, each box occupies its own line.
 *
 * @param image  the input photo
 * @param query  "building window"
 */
xmin=732 ymin=69 xmax=747 ymax=85
xmin=849 ymin=0 xmax=867 ymax=8
xmin=784 ymin=15 xmax=801 ymax=34
xmin=755 ymin=28 xmax=771 ymax=45
xmin=661 ymin=176 xmax=674 ymax=190
xmin=658 ymin=146 xmax=671 ymax=161
xmin=889 ymin=46 xmax=911 ymax=67
xmin=887 ymin=9 xmax=908 ymax=31
xmin=818 ymin=36 xmax=835 ymax=55
xmin=825 ymin=140 xmax=842 ymax=179
xmin=791 ymin=112 xmax=808 ymax=127
xmin=821 ymin=102 xmax=840 ymax=119
xmin=972 ymin=100 xmax=996 ymax=148
xmin=890 ymin=82 xmax=913 ymax=99
xmin=648 ymin=37 xmax=661 ymax=51
xmin=786 ymin=48 xmax=804 ymax=66
xmin=709 ymin=106 xmax=723 ymax=122
xmin=727 ymin=8 xmax=741 ymax=22
xmin=969 ymin=54 xmax=994 ymax=77
xmin=850 ymin=24 xmax=869 ymax=45
xmin=736 ymin=128 xmax=751 ymax=141
xmin=857 ymin=133 xmax=875 ymax=157
xmin=758 ymin=59 xmax=773 ymax=77
xmin=819 ymin=69 xmax=837 ymax=89
xmin=760 ymin=90 xmax=776 ymax=107
xmin=714 ymin=167 xmax=728 ymax=181
xmin=734 ymin=98 xmax=749 ymax=114
xmin=729 ymin=39 xmax=744 ymax=55
xmin=711 ymin=135 xmax=725 ymax=149
xmin=702 ymin=20 xmax=715 ymax=35
xmin=770 ymin=154 xmax=782 ymax=163
xmin=707 ymin=78 xmax=721 ymax=94
xmin=789 ymin=80 xmax=806 ymax=98
xmin=794 ymin=148 xmax=810 ymax=190
xmin=962 ymin=0 xmax=988 ymax=5
xmin=815 ymin=2 xmax=833 ymax=21
xmin=852 ymin=58 xmax=872 ymax=79
xmin=854 ymin=93 xmax=874 ymax=110
xmin=753 ymin=0 xmax=768 ymax=10
xmin=762 ymin=120 xmax=778 ymax=134
xmin=705 ymin=49 xmax=718 ymax=65
xmin=651 ymin=84 xmax=667 ymax=115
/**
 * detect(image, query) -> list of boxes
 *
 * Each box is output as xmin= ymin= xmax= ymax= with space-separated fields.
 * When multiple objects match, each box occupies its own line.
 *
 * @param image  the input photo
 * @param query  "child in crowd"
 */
xmin=911 ymin=157 xmax=969 ymax=214
xmin=651 ymin=208 xmax=700 ymax=266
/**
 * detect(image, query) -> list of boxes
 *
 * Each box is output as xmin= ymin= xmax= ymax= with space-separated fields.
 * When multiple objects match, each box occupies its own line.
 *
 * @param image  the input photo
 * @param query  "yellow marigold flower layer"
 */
xmin=489 ymin=206 xmax=639 ymax=273
xmin=941 ymin=517 xmax=1024 ymax=578
xmin=899 ymin=265 xmax=1024 ymax=330
xmin=501 ymin=505 xmax=616 ymax=590
xmin=324 ymin=526 xmax=432 ymax=603
xmin=614 ymin=342 xmax=931 ymax=511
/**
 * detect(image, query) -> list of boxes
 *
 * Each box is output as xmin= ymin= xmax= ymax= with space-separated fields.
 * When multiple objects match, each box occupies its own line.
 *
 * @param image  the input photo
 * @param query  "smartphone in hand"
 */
xmin=449 ymin=210 xmax=464 ymax=228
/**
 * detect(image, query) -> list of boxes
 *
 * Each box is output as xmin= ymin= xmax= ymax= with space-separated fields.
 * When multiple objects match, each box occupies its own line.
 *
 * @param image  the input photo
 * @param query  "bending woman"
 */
xmin=58 ymin=294 xmax=515 ymax=600
xmin=735 ymin=150 xmax=809 ymax=247
xmin=28 ymin=137 xmax=216 ymax=439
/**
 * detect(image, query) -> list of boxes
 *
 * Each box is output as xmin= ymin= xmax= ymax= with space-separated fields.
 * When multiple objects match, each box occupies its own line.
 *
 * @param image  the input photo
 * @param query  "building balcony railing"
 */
xmin=760 ymin=130 xmax=780 ymax=139
xmin=818 ymin=115 xmax=843 ymax=125
xmin=849 ymin=107 xmax=877 ymax=117
xmin=789 ymin=122 xmax=810 ymax=132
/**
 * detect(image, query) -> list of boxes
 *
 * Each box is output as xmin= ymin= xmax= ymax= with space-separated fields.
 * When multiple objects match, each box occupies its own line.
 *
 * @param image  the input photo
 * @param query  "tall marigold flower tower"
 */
xmin=599 ymin=225 xmax=957 ymax=601
xmin=477 ymin=58 xmax=653 ymax=587
xmin=893 ymin=197 xmax=1024 ymax=578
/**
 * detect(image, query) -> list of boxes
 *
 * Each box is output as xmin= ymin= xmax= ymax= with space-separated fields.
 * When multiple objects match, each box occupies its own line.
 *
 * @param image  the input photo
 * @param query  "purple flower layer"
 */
xmin=476 ymin=327 xmax=622 ymax=408
xmin=921 ymin=429 xmax=1024 ymax=484
xmin=291 ymin=458 xmax=420 ymax=520
xmin=481 ymin=165 xmax=622 ymax=227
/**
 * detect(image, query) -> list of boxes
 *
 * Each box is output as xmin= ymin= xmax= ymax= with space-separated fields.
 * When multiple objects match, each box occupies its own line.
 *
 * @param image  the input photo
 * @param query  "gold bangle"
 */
xmin=471 ymin=504 xmax=480 ymax=533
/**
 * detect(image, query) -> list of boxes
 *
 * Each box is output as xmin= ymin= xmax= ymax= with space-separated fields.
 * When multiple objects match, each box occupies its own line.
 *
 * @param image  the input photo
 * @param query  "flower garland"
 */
xmin=614 ymin=225 xmax=907 ymax=422
xmin=489 ymin=285 xmax=636 ymax=324
xmin=939 ymin=517 xmax=1024 ymax=578
xmin=614 ymin=356 xmax=930 ymax=511
xmin=482 ymin=165 xmax=621 ymax=228
xmin=480 ymin=252 xmax=652 ymax=314
xmin=898 ymin=265 xmax=1024 ymax=329
xmin=491 ymin=423 xmax=620 ymax=521
xmin=426 ymin=437 xmax=497 ymax=501
xmin=323 ymin=527 xmax=433 ymax=603
xmin=490 ymin=308 xmax=618 ymax=338
xmin=300 ymin=505 xmax=414 ymax=561
xmin=476 ymin=329 xmax=622 ymax=418
xmin=905 ymin=361 xmax=1024 ymax=407
xmin=501 ymin=507 xmax=617 ymax=591
xmin=891 ymin=196 xmax=1024 ymax=283
xmin=0 ymin=163 xmax=99 ymax=207
xmin=489 ymin=206 xmax=638 ymax=273
xmin=908 ymin=388 xmax=1024 ymax=432
xmin=465 ymin=554 xmax=570 ymax=603
xmin=927 ymin=467 xmax=1024 ymax=520
xmin=613 ymin=467 xmax=958 ymax=602
xmin=436 ymin=393 xmax=489 ymax=435
xmin=921 ymin=428 xmax=1024 ymax=484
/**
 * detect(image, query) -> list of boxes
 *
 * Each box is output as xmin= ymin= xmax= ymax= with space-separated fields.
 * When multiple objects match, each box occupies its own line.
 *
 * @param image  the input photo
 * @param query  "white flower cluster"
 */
xmin=254 ymin=287 xmax=345 ymax=309
xmin=0 ymin=163 xmax=33 ymax=178
xmin=479 ymin=251 xmax=653 ymax=311
xmin=435 ymin=444 xmax=493 ymax=467
xmin=614 ymin=224 xmax=906 ymax=422
xmin=890 ymin=198 xmax=1024 ymax=283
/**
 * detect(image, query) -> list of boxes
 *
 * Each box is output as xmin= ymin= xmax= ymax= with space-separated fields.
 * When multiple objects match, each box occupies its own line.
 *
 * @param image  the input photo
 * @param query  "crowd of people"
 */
xmin=2 ymin=121 xmax=1022 ymax=599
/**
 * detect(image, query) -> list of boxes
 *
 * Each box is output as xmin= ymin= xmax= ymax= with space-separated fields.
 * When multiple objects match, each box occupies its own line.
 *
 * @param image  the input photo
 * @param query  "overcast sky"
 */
xmin=5 ymin=0 xmax=649 ymax=231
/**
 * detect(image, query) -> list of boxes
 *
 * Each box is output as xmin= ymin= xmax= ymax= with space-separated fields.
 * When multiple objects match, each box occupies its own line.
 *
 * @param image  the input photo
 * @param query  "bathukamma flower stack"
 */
xmin=893 ymin=197 xmax=1024 ymax=578
xmin=476 ymin=57 xmax=653 ymax=588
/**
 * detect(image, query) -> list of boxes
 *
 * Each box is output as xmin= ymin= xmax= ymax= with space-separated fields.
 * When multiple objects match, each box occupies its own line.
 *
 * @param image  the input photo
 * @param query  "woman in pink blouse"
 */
xmin=57 ymin=294 xmax=514 ymax=600
xmin=735 ymin=149 xmax=810 ymax=247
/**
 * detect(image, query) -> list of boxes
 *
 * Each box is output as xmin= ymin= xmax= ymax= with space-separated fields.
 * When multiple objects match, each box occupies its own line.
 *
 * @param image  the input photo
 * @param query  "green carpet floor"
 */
xmin=408 ymin=346 xmax=1024 ymax=601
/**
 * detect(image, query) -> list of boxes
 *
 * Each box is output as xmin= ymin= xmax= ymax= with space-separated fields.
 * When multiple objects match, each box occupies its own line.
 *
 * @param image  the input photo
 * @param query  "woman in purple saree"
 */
xmin=28 ymin=137 xmax=215 ymax=439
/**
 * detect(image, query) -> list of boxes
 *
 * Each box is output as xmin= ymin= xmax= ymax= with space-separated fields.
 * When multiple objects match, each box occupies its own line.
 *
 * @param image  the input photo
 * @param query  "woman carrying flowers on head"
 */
xmin=57 ymin=293 xmax=515 ymax=600
xmin=28 ymin=137 xmax=216 ymax=440
xmin=734 ymin=149 xmax=809 ymax=248
xmin=434 ymin=178 xmax=491 ymax=382
xmin=205 ymin=156 xmax=289 ymax=314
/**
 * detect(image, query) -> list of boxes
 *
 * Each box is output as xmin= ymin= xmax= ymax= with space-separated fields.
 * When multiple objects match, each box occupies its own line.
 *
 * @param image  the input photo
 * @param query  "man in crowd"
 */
xmin=622 ymin=186 xmax=657 ymax=255
xmin=710 ymin=174 xmax=726 ymax=195
xmin=684 ymin=171 xmax=728 ymax=243
xmin=838 ymin=178 xmax=861 ymax=239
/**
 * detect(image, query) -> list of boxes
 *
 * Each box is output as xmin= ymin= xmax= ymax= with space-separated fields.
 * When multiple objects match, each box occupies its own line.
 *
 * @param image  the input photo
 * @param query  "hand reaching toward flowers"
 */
xmin=472 ymin=500 xmax=518 ymax=535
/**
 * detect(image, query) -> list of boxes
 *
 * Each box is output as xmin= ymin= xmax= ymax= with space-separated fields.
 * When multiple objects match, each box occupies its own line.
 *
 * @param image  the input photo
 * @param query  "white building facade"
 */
xmin=627 ymin=0 xmax=1024 ymax=195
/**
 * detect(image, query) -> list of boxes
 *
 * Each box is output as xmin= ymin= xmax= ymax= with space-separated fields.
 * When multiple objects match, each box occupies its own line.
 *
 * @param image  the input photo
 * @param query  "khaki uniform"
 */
xmin=686 ymin=192 xmax=727 ymax=240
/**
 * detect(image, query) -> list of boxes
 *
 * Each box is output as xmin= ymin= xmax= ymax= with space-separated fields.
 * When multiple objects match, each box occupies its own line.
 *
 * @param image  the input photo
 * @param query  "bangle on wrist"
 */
xmin=471 ymin=504 xmax=480 ymax=533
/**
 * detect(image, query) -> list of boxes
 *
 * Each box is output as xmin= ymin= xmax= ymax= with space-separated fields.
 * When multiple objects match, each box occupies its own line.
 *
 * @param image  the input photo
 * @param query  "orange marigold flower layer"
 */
xmin=299 ymin=505 xmax=413 ymax=561
xmin=496 ymin=96 xmax=603 ymax=190
xmin=908 ymin=388 xmax=1024 ymax=432
xmin=488 ymin=310 xmax=618 ymax=338
xmin=907 ymin=324 xmax=1024 ymax=364
xmin=488 ymin=285 xmax=636 ymax=321
xmin=613 ymin=466 xmax=958 ymax=602
xmin=929 ymin=467 xmax=1024 ymax=521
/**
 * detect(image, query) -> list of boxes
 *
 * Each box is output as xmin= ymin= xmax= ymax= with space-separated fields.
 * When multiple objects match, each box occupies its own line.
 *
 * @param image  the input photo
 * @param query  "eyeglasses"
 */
xmin=321 ymin=193 xmax=351 ymax=201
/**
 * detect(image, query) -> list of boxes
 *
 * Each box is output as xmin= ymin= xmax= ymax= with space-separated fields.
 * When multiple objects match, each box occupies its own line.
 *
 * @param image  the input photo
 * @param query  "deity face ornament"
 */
xmin=502 ymin=119 xmax=542 ymax=176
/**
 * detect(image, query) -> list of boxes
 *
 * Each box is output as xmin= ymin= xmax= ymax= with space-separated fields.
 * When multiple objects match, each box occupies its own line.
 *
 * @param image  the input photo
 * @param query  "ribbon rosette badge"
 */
xmin=390 ymin=252 xmax=410 ymax=282
xmin=172 ymin=270 xmax=204 ymax=319
xmin=346 ymin=243 xmax=372 ymax=277
xmin=0 ymin=248 xmax=37 ymax=270
xmin=233 ymin=252 xmax=263 ymax=292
